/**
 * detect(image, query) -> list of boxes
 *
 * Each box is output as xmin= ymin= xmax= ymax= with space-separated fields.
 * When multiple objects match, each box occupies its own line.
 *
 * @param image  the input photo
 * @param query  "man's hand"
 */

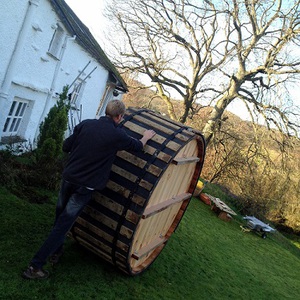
xmin=140 ymin=129 xmax=156 ymax=146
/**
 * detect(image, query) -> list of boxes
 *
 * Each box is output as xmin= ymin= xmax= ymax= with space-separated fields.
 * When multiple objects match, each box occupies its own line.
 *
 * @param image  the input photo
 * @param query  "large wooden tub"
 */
xmin=70 ymin=108 xmax=206 ymax=275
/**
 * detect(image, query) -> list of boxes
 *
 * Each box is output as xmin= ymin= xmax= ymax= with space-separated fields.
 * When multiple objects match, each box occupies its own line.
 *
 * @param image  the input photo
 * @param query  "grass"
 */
xmin=1 ymin=185 xmax=300 ymax=300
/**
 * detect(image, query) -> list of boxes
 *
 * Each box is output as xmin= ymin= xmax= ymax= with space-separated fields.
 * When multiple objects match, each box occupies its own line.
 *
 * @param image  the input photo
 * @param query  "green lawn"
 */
xmin=1 ymin=186 xmax=299 ymax=300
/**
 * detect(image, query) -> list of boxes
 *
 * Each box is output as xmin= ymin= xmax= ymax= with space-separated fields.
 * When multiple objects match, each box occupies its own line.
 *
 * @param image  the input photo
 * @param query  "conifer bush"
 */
xmin=36 ymin=85 xmax=69 ymax=162
xmin=34 ymin=85 xmax=70 ymax=190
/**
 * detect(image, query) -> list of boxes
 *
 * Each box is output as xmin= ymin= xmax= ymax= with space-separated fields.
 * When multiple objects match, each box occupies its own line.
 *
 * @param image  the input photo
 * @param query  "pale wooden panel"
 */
xmin=142 ymin=193 xmax=191 ymax=219
xmin=172 ymin=156 xmax=200 ymax=165
xmin=129 ymin=138 xmax=199 ymax=270
xmin=131 ymin=236 xmax=167 ymax=260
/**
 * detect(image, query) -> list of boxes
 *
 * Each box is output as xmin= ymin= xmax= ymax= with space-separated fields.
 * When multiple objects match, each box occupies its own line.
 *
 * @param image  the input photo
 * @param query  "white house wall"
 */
xmin=0 ymin=1 xmax=26 ymax=88
xmin=0 ymin=0 xmax=116 ymax=146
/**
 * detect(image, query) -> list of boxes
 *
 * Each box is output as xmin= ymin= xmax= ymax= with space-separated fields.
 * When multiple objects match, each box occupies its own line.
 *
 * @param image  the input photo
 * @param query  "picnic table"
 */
xmin=206 ymin=195 xmax=237 ymax=221
xmin=243 ymin=216 xmax=276 ymax=238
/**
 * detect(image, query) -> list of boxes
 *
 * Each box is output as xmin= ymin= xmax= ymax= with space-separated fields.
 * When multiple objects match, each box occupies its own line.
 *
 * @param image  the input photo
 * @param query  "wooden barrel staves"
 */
xmin=70 ymin=108 xmax=206 ymax=275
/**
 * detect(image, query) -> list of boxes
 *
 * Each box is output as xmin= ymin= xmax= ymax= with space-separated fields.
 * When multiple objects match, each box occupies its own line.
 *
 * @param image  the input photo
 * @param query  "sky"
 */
xmin=64 ymin=1 xmax=299 ymax=124
xmin=65 ymin=0 xmax=108 ymax=43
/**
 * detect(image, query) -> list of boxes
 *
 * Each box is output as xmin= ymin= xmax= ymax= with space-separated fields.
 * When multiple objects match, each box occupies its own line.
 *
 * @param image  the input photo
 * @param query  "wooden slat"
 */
xmin=116 ymin=239 xmax=129 ymax=252
xmin=146 ymin=164 xmax=163 ymax=177
xmin=139 ymin=110 xmax=181 ymax=131
xmin=84 ymin=206 xmax=118 ymax=230
xmin=166 ymin=140 xmax=182 ymax=151
xmin=131 ymin=236 xmax=167 ymax=260
xmin=131 ymin=194 xmax=147 ymax=206
xmin=93 ymin=193 xmax=124 ymax=215
xmin=172 ymin=156 xmax=200 ymax=165
xmin=117 ymin=151 xmax=147 ymax=169
xmin=73 ymin=227 xmax=112 ymax=254
xmin=112 ymin=165 xmax=153 ymax=191
xmin=144 ymin=145 xmax=172 ymax=163
xmin=76 ymin=217 xmax=114 ymax=243
xmin=120 ymin=225 xmax=134 ymax=239
xmin=123 ymin=121 xmax=166 ymax=144
xmin=142 ymin=192 xmax=192 ymax=219
xmin=133 ymin=114 xmax=175 ymax=135
xmin=111 ymin=165 xmax=138 ymax=182
xmin=106 ymin=181 xmax=131 ymax=198
xmin=125 ymin=210 xmax=140 ymax=224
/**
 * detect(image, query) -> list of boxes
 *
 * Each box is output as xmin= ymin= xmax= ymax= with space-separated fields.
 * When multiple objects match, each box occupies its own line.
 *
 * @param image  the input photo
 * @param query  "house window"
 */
xmin=3 ymin=99 xmax=28 ymax=135
xmin=48 ymin=24 xmax=64 ymax=59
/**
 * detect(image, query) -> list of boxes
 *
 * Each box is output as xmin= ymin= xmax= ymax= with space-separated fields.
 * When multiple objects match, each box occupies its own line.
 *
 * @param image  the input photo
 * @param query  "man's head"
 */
xmin=105 ymin=100 xmax=126 ymax=123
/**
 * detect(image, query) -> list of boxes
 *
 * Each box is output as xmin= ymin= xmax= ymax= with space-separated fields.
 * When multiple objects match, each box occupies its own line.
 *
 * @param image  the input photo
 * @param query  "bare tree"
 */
xmin=105 ymin=0 xmax=234 ymax=122
xmin=105 ymin=0 xmax=300 ymax=144
xmin=202 ymin=0 xmax=300 ymax=143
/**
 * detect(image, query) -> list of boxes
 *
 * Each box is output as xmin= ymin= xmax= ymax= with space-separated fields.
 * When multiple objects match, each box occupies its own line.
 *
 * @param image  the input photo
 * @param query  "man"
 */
xmin=22 ymin=100 xmax=155 ymax=279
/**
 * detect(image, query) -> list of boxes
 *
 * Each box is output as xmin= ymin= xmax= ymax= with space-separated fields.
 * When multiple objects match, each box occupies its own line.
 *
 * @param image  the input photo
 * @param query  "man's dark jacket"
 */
xmin=62 ymin=116 xmax=143 ymax=190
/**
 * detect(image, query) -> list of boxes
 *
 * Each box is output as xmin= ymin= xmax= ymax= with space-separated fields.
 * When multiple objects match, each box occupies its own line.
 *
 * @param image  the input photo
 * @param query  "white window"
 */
xmin=3 ymin=99 xmax=29 ymax=135
xmin=48 ymin=24 xmax=64 ymax=59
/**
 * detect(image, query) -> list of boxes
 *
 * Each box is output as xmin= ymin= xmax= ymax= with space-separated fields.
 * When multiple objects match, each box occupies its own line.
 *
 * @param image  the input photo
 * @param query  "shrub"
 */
xmin=36 ymin=85 xmax=69 ymax=163
xmin=0 ymin=86 xmax=70 ymax=202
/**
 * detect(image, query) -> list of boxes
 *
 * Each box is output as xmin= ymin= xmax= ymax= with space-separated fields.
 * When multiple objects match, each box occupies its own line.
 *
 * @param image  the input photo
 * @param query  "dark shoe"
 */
xmin=49 ymin=251 xmax=63 ymax=266
xmin=22 ymin=266 xmax=49 ymax=279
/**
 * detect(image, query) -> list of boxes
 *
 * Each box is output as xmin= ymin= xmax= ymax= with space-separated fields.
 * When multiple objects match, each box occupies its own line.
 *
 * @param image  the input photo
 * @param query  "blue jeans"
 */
xmin=30 ymin=180 xmax=93 ymax=269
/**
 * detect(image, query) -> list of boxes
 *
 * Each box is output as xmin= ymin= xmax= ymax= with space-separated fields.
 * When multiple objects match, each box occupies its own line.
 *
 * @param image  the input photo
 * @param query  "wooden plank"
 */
xmin=120 ymin=225 xmax=134 ymax=239
xmin=146 ymin=164 xmax=163 ymax=177
xmin=84 ymin=206 xmax=118 ymax=230
xmin=93 ymin=193 xmax=124 ymax=215
xmin=111 ymin=165 xmax=138 ymax=183
xmin=133 ymin=114 xmax=175 ymax=135
xmin=142 ymin=192 xmax=192 ymax=219
xmin=166 ymin=140 xmax=182 ymax=151
xmin=172 ymin=156 xmax=200 ymax=165
xmin=116 ymin=239 xmax=129 ymax=252
xmin=131 ymin=194 xmax=147 ymax=206
xmin=73 ymin=227 xmax=112 ymax=254
xmin=131 ymin=235 xmax=167 ymax=260
xmin=139 ymin=179 xmax=153 ymax=191
xmin=76 ymin=217 xmax=114 ymax=243
xmin=125 ymin=210 xmax=140 ymax=224
xmin=112 ymin=165 xmax=153 ymax=191
xmin=209 ymin=197 xmax=237 ymax=215
xmin=140 ymin=111 xmax=181 ymax=131
xmin=144 ymin=145 xmax=172 ymax=163
xmin=117 ymin=151 xmax=147 ymax=169
xmin=123 ymin=121 xmax=166 ymax=144
xmin=106 ymin=180 xmax=131 ymax=198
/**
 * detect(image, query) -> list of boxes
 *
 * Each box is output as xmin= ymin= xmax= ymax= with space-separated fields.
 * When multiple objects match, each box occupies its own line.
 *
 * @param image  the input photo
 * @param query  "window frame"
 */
xmin=3 ymin=99 xmax=29 ymax=136
xmin=48 ymin=24 xmax=64 ymax=59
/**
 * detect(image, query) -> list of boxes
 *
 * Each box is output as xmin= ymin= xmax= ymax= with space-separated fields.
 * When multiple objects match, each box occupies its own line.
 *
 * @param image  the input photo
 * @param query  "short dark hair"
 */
xmin=105 ymin=100 xmax=126 ymax=118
